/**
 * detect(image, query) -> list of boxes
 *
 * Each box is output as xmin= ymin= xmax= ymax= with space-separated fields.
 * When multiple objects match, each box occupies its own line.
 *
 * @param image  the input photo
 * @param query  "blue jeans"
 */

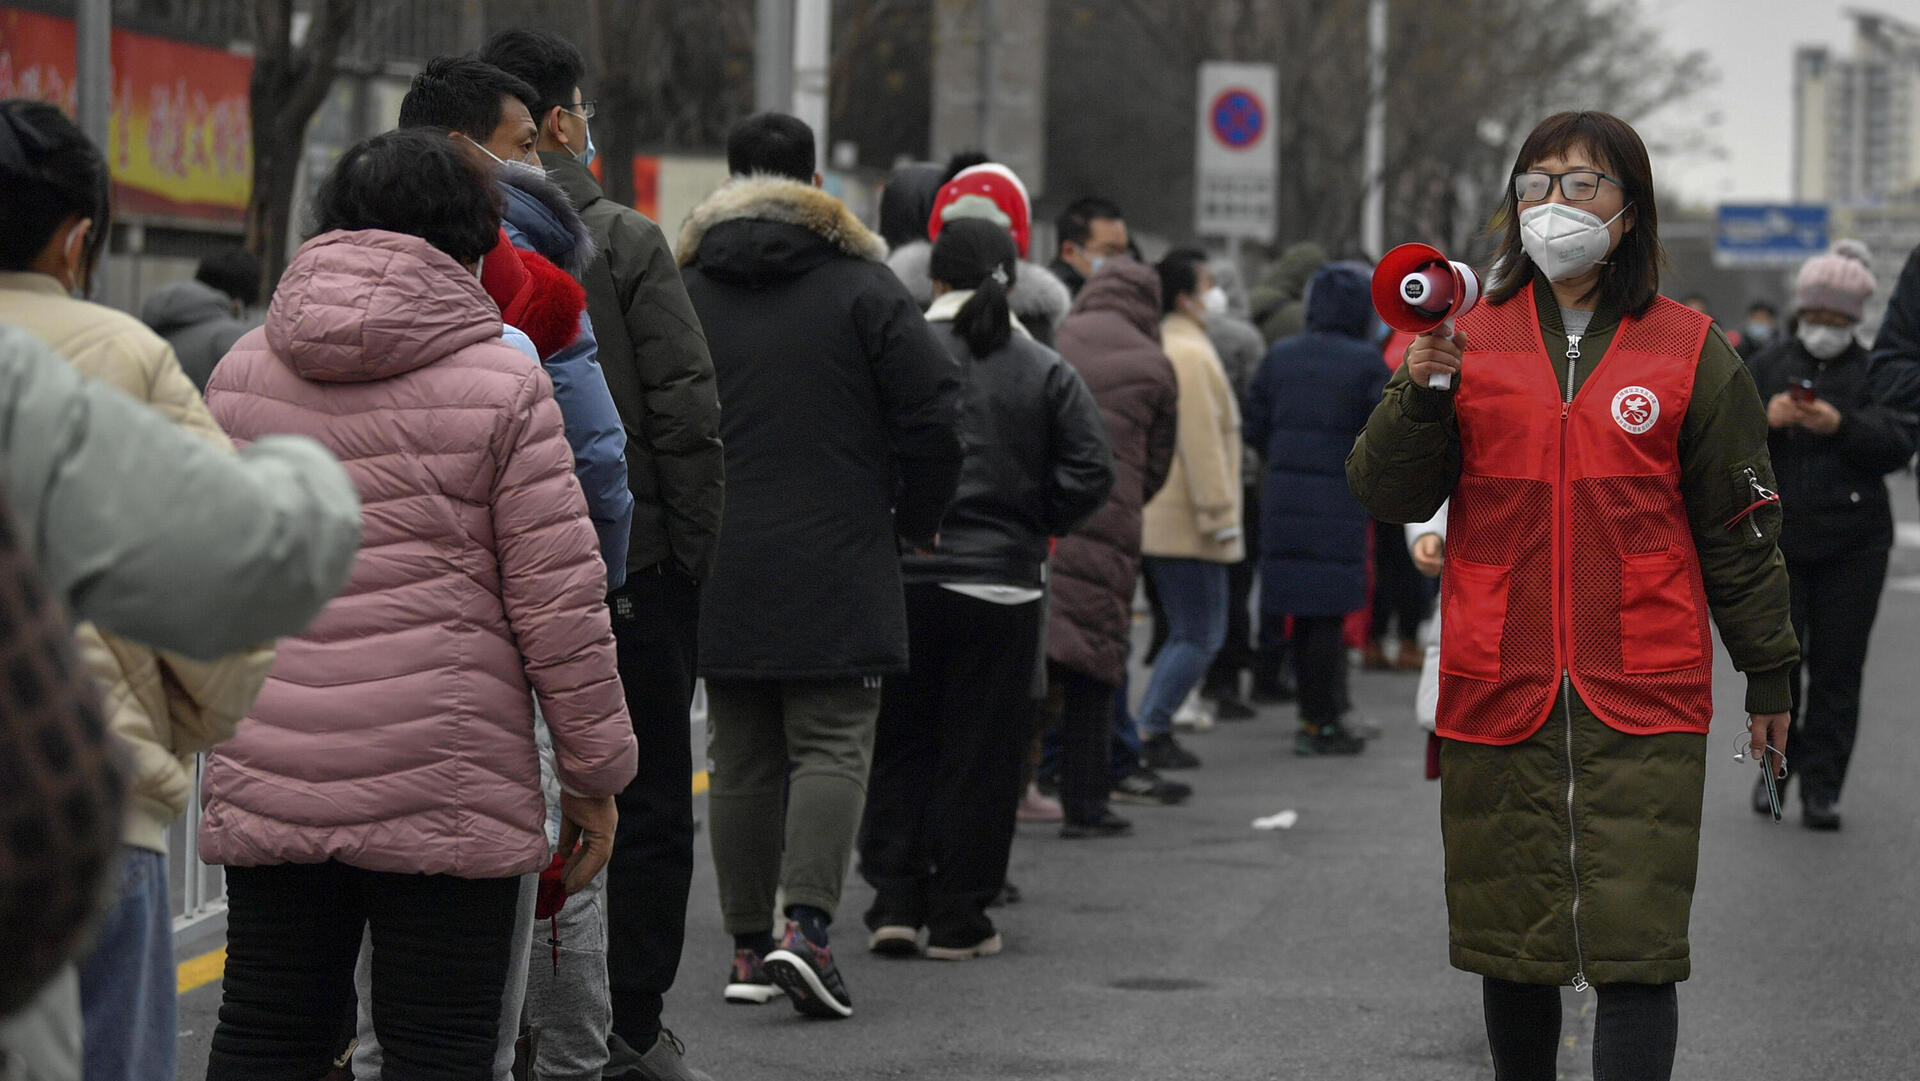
xmin=76 ymin=847 xmax=174 ymax=1081
xmin=1136 ymin=558 xmax=1230 ymax=738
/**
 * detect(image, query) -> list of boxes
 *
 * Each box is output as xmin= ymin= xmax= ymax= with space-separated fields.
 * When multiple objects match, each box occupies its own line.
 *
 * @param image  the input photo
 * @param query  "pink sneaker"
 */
xmin=1017 ymin=784 xmax=1064 ymax=822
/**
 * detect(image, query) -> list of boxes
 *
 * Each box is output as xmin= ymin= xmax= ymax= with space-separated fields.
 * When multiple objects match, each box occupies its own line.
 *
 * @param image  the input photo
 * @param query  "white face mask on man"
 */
xmin=1797 ymin=323 xmax=1855 ymax=361
xmin=1202 ymin=285 xmax=1229 ymax=318
xmin=1520 ymin=202 xmax=1629 ymax=282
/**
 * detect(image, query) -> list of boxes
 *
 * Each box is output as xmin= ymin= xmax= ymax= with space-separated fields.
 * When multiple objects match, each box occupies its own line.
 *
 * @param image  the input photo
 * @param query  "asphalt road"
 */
xmin=177 ymin=487 xmax=1920 ymax=1080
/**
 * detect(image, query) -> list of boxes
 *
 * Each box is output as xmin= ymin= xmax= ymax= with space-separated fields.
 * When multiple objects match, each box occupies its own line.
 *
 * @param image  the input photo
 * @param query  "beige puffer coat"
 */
xmin=0 ymin=272 xmax=275 ymax=854
xmin=1141 ymin=312 xmax=1244 ymax=563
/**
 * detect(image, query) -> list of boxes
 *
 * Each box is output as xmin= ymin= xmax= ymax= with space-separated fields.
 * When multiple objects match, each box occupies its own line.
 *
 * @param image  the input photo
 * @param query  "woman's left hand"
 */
xmin=1748 ymin=711 xmax=1791 ymax=771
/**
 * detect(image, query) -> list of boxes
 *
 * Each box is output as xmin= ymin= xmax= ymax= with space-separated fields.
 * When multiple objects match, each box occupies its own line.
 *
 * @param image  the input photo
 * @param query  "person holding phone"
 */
xmin=1348 ymin=111 xmax=1798 ymax=1081
xmin=1744 ymin=241 xmax=1920 ymax=830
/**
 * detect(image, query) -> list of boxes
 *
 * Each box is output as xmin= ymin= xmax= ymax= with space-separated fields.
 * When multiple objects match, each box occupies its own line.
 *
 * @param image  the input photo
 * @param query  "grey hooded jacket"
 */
xmin=0 ymin=323 xmax=360 ymax=658
xmin=138 ymin=278 xmax=255 ymax=391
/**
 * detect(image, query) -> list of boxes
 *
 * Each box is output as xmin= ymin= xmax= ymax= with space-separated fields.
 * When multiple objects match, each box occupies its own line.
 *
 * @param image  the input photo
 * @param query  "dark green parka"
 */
xmin=1347 ymin=278 xmax=1798 ymax=986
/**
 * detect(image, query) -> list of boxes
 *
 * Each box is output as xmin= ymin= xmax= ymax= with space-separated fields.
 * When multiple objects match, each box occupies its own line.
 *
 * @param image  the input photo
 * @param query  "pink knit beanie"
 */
xmin=1794 ymin=240 xmax=1875 ymax=321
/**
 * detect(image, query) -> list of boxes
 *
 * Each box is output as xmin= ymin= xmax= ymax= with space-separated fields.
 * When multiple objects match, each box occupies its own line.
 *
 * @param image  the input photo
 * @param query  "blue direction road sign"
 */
xmin=1714 ymin=204 xmax=1829 ymax=267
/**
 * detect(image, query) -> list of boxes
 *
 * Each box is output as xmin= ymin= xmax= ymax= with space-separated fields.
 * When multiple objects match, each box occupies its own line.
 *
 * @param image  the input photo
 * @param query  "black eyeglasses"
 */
xmin=1512 ymin=170 xmax=1622 ymax=203
xmin=564 ymin=101 xmax=597 ymax=121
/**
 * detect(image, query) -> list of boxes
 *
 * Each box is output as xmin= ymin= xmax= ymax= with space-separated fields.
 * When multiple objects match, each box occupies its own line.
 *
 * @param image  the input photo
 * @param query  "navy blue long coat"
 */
xmin=1245 ymin=263 xmax=1388 ymax=617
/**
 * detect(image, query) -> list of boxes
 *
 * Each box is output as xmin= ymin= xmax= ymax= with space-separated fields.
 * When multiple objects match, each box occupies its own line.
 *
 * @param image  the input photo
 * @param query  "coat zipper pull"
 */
xmin=1724 ymin=466 xmax=1778 ymax=539
xmin=1565 ymin=334 xmax=1582 ymax=361
xmin=1572 ymin=973 xmax=1590 ymax=993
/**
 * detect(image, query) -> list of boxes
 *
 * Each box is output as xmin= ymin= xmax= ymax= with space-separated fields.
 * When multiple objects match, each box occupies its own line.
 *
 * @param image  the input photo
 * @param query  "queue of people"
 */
xmin=3 ymin=36 xmax=1919 ymax=1081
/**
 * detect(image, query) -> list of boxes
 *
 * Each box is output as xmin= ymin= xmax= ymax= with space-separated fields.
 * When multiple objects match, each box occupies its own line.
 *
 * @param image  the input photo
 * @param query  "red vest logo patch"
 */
xmin=1611 ymin=386 xmax=1660 ymax=434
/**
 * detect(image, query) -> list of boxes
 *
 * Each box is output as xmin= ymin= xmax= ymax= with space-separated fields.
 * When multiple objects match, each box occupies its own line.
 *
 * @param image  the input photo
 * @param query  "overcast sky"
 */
xmin=1642 ymin=0 xmax=1866 ymax=210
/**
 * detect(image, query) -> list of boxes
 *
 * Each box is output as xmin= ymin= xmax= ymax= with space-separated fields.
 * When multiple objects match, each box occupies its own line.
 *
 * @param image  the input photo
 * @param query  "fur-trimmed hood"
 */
xmin=678 ymin=175 xmax=887 ymax=282
xmin=887 ymin=239 xmax=1073 ymax=333
xmin=497 ymin=163 xmax=595 ymax=279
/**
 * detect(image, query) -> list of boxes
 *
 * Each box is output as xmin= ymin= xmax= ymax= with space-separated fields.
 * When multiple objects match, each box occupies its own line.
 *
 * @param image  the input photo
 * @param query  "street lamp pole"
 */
xmin=75 ymin=0 xmax=111 ymax=150
xmin=1362 ymin=0 xmax=1387 ymax=259
xmin=755 ymin=0 xmax=795 ymax=115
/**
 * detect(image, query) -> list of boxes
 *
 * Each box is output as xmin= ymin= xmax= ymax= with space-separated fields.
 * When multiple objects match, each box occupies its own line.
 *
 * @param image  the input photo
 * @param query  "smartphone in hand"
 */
xmin=1789 ymin=378 xmax=1817 ymax=403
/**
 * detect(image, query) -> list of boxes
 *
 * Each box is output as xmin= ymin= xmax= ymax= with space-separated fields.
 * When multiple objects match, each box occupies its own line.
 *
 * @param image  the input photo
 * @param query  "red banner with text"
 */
xmin=0 ymin=6 xmax=252 ymax=223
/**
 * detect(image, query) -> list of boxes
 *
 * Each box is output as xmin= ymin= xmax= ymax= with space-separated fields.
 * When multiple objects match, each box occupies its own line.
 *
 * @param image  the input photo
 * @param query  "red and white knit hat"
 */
xmin=1794 ymin=239 xmax=1876 ymax=321
xmin=927 ymin=163 xmax=1032 ymax=259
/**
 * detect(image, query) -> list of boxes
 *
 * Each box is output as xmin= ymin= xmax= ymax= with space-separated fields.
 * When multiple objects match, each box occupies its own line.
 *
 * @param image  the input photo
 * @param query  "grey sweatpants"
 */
xmin=519 ymin=868 xmax=610 ymax=1081
xmin=705 ymin=678 xmax=882 ymax=935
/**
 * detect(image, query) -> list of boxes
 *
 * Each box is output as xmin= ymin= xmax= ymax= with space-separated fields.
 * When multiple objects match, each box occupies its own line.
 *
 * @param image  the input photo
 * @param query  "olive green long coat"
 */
xmin=1348 ymin=281 xmax=1798 ymax=986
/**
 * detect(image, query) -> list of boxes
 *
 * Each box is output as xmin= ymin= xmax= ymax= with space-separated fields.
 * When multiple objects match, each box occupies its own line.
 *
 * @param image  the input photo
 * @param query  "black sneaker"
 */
xmin=1295 ymin=722 xmax=1366 ymax=756
xmin=1141 ymin=734 xmax=1202 ymax=771
xmin=1211 ymin=694 xmax=1259 ymax=721
xmin=723 ymin=948 xmax=777 ymax=1005
xmin=1111 ymin=768 xmax=1192 ymax=806
xmin=764 ymin=921 xmax=853 ymax=1019
xmin=1060 ymin=810 xmax=1134 ymax=838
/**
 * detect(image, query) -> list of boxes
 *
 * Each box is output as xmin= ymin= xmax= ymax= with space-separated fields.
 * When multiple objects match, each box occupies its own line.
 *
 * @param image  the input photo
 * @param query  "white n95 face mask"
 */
xmin=1520 ymin=202 xmax=1628 ymax=282
xmin=1797 ymin=323 xmax=1854 ymax=361
xmin=1202 ymin=286 xmax=1229 ymax=317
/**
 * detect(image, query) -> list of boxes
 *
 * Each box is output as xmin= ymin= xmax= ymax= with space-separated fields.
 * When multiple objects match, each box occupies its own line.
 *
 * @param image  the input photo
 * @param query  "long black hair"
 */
xmin=0 ymin=100 xmax=111 ymax=289
xmin=1484 ymin=110 xmax=1665 ymax=316
xmin=930 ymin=218 xmax=1018 ymax=358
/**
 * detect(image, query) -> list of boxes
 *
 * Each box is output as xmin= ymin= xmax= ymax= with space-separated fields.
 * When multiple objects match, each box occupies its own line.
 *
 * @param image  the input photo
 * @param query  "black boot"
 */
xmin=1802 ymin=796 xmax=1842 ymax=831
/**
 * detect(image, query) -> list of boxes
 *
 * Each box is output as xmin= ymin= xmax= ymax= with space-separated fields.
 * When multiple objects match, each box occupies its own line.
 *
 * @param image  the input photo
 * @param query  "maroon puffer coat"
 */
xmin=1046 ymin=260 xmax=1178 ymax=686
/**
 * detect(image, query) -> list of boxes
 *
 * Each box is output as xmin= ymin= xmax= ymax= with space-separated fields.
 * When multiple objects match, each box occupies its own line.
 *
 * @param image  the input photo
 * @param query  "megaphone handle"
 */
xmin=1427 ymin=318 xmax=1455 ymax=391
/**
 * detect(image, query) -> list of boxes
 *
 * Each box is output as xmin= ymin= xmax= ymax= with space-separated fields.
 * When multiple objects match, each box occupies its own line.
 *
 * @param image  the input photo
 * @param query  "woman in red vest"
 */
xmin=1348 ymin=111 xmax=1798 ymax=1081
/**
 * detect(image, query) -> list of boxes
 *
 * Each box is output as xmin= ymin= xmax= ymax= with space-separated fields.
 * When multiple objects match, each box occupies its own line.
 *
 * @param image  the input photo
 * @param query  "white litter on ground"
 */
xmin=1252 ymin=810 xmax=1299 ymax=831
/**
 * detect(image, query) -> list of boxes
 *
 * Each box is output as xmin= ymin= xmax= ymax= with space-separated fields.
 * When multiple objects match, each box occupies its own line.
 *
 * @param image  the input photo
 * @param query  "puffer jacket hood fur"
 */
xmin=678 ymin=174 xmax=889 ymax=280
xmin=887 ymin=238 xmax=1074 ymax=335
xmin=199 ymin=228 xmax=637 ymax=878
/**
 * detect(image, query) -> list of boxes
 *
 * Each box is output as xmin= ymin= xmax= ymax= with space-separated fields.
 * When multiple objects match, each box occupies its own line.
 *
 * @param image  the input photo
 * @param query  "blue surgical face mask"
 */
xmin=563 ymin=108 xmax=596 ymax=167
xmin=1087 ymin=255 xmax=1107 ymax=276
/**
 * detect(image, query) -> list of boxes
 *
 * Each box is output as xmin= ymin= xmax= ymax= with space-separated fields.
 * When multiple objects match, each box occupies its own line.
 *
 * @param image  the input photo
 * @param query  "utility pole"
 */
xmin=931 ymin=1 xmax=1046 ymax=194
xmin=792 ymin=0 xmax=830 ymax=172
xmin=755 ymin=0 xmax=795 ymax=115
xmin=75 ymin=0 xmax=110 ymax=150
xmin=1361 ymin=0 xmax=1386 ymax=259
xmin=458 ymin=0 xmax=485 ymax=53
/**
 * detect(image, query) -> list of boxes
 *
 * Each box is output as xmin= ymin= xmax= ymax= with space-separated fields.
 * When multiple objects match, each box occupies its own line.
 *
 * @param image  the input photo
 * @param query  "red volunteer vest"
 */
xmin=1436 ymin=285 xmax=1716 ymax=745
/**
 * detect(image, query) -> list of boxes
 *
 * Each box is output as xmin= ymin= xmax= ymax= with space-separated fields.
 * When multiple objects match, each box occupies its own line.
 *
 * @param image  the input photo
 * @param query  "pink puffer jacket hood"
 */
xmin=199 ymin=228 xmax=636 ymax=879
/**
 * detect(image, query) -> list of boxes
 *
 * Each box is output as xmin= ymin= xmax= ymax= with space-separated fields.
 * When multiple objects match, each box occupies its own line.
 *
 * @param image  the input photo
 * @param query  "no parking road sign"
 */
xmin=1210 ymin=88 xmax=1266 ymax=149
xmin=1196 ymin=62 xmax=1277 ymax=240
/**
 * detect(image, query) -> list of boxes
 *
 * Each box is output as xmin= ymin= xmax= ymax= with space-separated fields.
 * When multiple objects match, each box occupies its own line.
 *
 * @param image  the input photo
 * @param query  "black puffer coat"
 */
xmin=1248 ymin=263 xmax=1389 ymax=616
xmin=681 ymin=176 xmax=964 ymax=679
xmin=902 ymin=311 xmax=1113 ymax=588
xmin=1046 ymin=261 xmax=1178 ymax=686
xmin=1746 ymin=335 xmax=1920 ymax=562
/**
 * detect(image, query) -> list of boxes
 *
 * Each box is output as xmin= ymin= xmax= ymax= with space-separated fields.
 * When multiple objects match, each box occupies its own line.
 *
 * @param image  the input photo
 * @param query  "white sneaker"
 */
xmin=1172 ymin=689 xmax=1216 ymax=732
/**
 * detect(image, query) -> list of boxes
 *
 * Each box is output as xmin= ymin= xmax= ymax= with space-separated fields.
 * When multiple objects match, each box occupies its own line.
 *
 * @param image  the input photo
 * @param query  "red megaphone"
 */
xmin=1371 ymin=243 xmax=1482 ymax=389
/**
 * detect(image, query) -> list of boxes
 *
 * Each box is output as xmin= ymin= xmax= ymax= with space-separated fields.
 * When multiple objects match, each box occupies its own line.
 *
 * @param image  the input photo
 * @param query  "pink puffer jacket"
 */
xmin=199 ymin=229 xmax=637 ymax=879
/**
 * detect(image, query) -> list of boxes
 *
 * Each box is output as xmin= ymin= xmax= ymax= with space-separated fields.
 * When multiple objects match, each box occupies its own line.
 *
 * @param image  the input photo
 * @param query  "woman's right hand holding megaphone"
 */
xmin=1407 ymin=327 xmax=1468 ymax=390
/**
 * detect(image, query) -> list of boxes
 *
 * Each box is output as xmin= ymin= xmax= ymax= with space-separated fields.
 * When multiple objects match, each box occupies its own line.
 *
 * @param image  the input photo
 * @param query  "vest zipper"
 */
xmin=1562 ymin=670 xmax=1590 ymax=992
xmin=1558 ymin=336 xmax=1589 ymax=992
